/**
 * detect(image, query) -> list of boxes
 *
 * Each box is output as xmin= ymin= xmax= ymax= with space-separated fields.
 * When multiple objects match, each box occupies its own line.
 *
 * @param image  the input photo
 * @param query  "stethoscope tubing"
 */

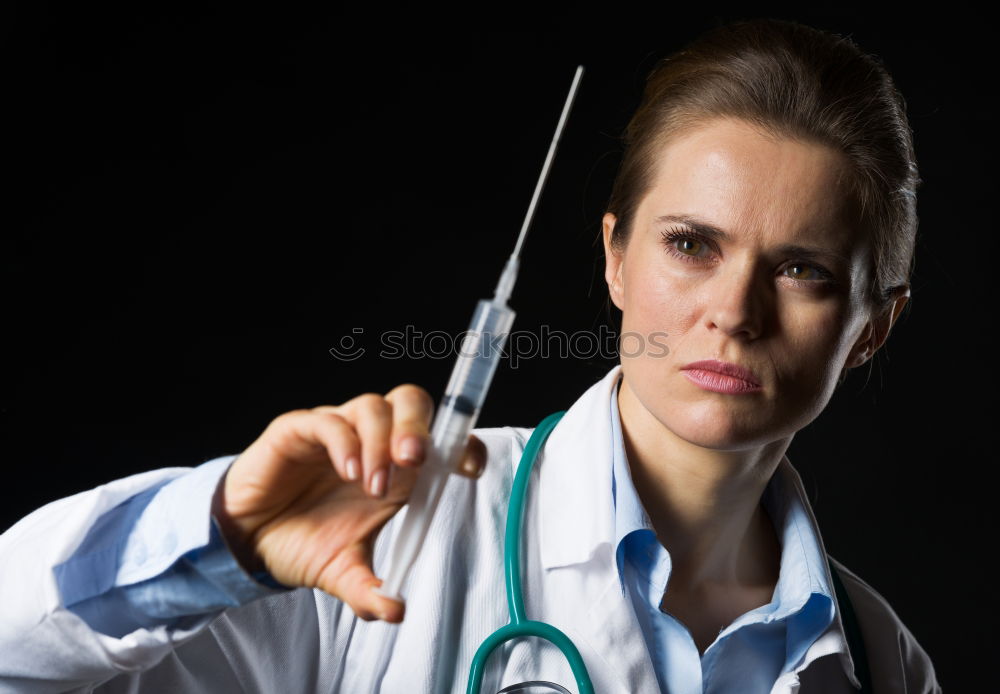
xmin=466 ymin=411 xmax=595 ymax=694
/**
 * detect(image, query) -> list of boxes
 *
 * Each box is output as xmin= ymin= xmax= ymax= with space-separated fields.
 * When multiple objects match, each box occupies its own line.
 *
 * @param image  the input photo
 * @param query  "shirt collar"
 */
xmin=609 ymin=375 xmax=656 ymax=584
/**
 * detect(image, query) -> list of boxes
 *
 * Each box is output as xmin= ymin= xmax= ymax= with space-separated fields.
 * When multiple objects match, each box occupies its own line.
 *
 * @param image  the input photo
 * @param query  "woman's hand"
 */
xmin=210 ymin=384 xmax=487 ymax=623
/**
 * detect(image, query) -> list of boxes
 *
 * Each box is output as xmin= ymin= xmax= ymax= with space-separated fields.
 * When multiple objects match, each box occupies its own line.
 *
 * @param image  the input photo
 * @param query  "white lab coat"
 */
xmin=0 ymin=366 xmax=940 ymax=693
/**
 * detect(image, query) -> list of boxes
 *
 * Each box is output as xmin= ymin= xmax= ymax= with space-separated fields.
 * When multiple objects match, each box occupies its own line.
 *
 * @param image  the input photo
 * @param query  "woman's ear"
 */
xmin=844 ymin=287 xmax=911 ymax=370
xmin=603 ymin=212 xmax=625 ymax=311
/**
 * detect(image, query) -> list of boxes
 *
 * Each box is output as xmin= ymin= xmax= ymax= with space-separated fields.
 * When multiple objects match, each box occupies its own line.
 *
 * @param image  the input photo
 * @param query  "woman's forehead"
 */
xmin=642 ymin=118 xmax=859 ymax=249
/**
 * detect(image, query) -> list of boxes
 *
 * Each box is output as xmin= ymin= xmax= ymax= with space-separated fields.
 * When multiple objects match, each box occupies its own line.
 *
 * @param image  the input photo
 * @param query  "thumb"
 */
xmin=320 ymin=543 xmax=406 ymax=623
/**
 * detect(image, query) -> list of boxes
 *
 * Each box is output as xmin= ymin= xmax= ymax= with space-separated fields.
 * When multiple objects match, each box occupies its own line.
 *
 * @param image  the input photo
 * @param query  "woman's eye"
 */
xmin=785 ymin=264 xmax=819 ymax=281
xmin=783 ymin=263 xmax=835 ymax=285
xmin=676 ymin=237 xmax=704 ymax=256
xmin=660 ymin=229 xmax=711 ymax=260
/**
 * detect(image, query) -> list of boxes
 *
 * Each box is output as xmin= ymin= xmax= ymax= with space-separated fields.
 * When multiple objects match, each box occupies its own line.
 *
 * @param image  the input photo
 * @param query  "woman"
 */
xmin=0 ymin=18 xmax=940 ymax=693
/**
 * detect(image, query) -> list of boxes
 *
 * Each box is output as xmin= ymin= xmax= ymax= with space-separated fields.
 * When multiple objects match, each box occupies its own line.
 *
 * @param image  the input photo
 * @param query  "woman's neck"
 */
xmin=616 ymin=378 xmax=787 ymax=593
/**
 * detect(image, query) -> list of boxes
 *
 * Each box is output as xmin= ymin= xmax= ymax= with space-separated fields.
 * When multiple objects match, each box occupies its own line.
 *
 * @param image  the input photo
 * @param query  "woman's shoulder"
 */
xmin=826 ymin=555 xmax=942 ymax=693
xmin=472 ymin=425 xmax=533 ymax=445
xmin=470 ymin=425 xmax=533 ymax=467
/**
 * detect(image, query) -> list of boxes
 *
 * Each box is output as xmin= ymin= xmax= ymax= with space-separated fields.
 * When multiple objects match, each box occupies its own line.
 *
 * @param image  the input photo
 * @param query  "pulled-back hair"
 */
xmin=605 ymin=18 xmax=921 ymax=319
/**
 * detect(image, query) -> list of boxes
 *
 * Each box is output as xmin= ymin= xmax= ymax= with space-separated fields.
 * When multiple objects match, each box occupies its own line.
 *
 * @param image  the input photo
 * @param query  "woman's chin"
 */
xmin=659 ymin=401 xmax=780 ymax=451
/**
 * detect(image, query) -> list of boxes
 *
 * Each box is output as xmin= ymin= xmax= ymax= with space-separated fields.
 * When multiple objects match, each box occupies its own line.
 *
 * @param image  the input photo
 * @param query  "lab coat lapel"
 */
xmin=534 ymin=366 xmax=660 ymax=693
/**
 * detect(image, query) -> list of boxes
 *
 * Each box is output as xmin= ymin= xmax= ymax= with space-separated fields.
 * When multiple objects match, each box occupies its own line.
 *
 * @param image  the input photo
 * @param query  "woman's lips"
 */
xmin=681 ymin=359 xmax=762 ymax=394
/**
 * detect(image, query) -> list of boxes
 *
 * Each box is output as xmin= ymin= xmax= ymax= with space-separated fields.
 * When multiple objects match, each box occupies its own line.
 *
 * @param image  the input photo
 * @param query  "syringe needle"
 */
xmin=512 ymin=64 xmax=584 ymax=261
xmin=495 ymin=65 xmax=584 ymax=306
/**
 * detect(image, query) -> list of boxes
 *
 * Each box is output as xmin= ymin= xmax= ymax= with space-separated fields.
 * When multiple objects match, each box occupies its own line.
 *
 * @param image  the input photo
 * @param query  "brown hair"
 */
xmin=605 ymin=18 xmax=921 ymax=326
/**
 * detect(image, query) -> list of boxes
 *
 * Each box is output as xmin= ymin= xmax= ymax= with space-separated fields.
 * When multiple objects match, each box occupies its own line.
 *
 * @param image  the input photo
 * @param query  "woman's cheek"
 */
xmin=627 ymin=265 xmax=694 ymax=323
xmin=776 ymin=319 xmax=842 ymax=406
xmin=632 ymin=270 xmax=687 ymax=333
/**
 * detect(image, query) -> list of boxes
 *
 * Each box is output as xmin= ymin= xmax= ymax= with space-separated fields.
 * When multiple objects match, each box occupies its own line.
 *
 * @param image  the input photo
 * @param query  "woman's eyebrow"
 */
xmin=654 ymin=214 xmax=850 ymax=265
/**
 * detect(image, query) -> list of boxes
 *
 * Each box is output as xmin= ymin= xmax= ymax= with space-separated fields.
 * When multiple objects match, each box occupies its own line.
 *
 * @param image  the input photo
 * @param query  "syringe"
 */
xmin=374 ymin=65 xmax=584 ymax=603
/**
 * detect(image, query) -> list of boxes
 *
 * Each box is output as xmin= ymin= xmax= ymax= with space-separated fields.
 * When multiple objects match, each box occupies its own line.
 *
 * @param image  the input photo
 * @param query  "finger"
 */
xmin=453 ymin=434 xmax=488 ymax=479
xmin=262 ymin=409 xmax=358 ymax=476
xmin=384 ymin=384 xmax=434 ymax=468
xmin=308 ymin=409 xmax=363 ymax=482
xmin=235 ymin=409 xmax=366 ymax=519
xmin=339 ymin=394 xmax=394 ymax=498
xmin=320 ymin=543 xmax=406 ymax=623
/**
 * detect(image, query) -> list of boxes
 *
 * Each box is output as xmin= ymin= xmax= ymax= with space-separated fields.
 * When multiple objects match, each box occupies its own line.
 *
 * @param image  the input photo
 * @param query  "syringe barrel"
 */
xmin=437 ymin=299 xmax=516 ymax=439
xmin=376 ymin=299 xmax=515 ymax=601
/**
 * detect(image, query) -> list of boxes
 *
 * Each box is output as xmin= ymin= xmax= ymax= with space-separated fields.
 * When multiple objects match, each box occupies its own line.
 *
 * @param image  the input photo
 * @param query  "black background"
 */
xmin=3 ymin=4 xmax=988 ymax=690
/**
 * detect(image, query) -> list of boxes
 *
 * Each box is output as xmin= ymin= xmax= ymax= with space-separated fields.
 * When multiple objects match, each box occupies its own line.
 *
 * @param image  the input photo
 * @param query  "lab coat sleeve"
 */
xmin=0 ymin=455 xmax=289 ymax=692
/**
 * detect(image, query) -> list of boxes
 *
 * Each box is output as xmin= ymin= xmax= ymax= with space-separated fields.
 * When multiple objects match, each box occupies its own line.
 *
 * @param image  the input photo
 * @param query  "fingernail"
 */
xmin=346 ymin=457 xmax=360 ymax=481
xmin=400 ymin=436 xmax=424 ymax=463
xmin=461 ymin=458 xmax=482 ymax=478
xmin=370 ymin=469 xmax=387 ymax=497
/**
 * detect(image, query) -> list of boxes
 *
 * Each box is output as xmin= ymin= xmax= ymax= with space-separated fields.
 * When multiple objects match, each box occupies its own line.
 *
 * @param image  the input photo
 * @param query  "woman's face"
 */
xmin=603 ymin=117 xmax=905 ymax=450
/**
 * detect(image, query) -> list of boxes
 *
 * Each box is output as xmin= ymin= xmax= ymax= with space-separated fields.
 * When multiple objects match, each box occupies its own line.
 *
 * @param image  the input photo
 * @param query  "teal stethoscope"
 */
xmin=465 ymin=411 xmax=874 ymax=694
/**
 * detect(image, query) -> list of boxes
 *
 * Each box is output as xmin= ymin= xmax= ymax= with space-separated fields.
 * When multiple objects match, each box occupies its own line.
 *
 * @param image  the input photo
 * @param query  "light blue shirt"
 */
xmin=609 ymin=379 xmax=836 ymax=693
xmin=54 ymin=455 xmax=289 ymax=639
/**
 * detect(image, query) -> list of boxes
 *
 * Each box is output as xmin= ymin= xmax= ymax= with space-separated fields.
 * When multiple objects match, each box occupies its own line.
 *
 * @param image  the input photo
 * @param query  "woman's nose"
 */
xmin=702 ymin=265 xmax=767 ymax=340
